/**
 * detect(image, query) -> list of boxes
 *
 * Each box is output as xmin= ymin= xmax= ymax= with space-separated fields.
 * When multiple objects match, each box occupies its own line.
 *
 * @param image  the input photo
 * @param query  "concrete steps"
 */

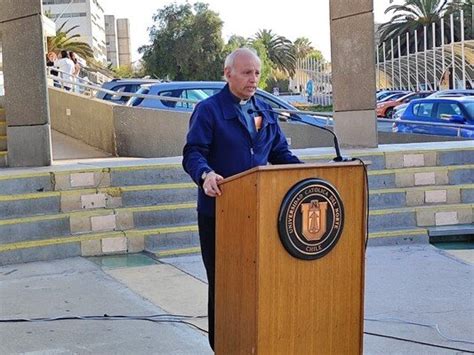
xmin=0 ymin=108 xmax=7 ymax=167
xmin=0 ymin=142 xmax=472 ymax=265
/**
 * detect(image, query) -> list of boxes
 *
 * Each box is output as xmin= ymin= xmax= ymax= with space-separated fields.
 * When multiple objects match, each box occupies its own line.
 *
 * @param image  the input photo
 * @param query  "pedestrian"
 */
xmin=182 ymin=47 xmax=301 ymax=350
xmin=46 ymin=51 xmax=60 ymax=88
xmin=55 ymin=50 xmax=75 ymax=91
xmin=69 ymin=52 xmax=81 ymax=92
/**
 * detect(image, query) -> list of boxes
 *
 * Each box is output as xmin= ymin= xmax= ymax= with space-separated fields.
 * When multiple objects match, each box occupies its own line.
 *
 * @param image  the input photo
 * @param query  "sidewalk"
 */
xmin=1 ymin=244 xmax=473 ymax=354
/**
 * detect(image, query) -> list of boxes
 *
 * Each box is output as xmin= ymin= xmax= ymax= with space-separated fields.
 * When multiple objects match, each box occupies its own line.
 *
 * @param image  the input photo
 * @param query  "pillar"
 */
xmin=0 ymin=0 xmax=52 ymax=166
xmin=330 ymin=0 xmax=378 ymax=148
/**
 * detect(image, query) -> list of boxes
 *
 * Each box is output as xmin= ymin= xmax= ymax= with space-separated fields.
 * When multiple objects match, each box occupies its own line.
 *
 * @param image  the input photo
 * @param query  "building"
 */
xmin=42 ymin=0 xmax=107 ymax=64
xmin=104 ymin=15 xmax=118 ymax=67
xmin=104 ymin=16 xmax=132 ymax=68
xmin=116 ymin=18 xmax=132 ymax=68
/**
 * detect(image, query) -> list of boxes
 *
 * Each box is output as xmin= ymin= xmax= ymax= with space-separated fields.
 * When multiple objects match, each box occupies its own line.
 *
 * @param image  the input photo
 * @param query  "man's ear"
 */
xmin=224 ymin=67 xmax=231 ymax=81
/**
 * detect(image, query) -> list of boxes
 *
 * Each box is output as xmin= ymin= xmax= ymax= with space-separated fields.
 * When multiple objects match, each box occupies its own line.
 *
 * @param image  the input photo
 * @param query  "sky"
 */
xmin=100 ymin=0 xmax=403 ymax=63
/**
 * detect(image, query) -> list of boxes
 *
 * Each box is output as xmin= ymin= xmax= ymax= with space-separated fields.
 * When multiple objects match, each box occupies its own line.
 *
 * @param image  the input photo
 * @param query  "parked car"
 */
xmin=392 ymin=89 xmax=474 ymax=121
xmin=377 ymin=91 xmax=411 ymax=103
xmin=392 ymin=97 xmax=474 ymax=138
xmin=428 ymin=89 xmax=474 ymax=98
xmin=376 ymin=90 xmax=409 ymax=102
xmin=96 ymin=78 xmax=161 ymax=104
xmin=377 ymin=91 xmax=434 ymax=118
xmin=126 ymin=81 xmax=332 ymax=126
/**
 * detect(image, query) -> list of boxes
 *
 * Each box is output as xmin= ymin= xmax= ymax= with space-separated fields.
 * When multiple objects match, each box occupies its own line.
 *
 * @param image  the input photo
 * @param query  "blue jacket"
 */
xmin=182 ymin=84 xmax=301 ymax=217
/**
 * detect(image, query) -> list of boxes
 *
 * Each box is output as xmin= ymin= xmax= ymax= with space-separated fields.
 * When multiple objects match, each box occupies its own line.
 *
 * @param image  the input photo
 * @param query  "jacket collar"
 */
xmin=218 ymin=84 xmax=276 ymax=124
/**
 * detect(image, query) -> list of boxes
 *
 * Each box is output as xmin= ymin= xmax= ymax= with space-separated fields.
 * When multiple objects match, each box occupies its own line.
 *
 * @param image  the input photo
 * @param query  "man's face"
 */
xmin=225 ymin=53 xmax=261 ymax=100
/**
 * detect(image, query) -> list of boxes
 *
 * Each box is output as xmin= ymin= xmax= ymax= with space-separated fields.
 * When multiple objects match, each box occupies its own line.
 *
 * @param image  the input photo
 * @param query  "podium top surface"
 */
xmin=219 ymin=161 xmax=363 ymax=186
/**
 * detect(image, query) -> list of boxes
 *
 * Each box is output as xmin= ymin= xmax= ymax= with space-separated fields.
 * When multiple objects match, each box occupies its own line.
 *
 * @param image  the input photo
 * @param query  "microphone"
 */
xmin=247 ymin=108 xmax=352 ymax=162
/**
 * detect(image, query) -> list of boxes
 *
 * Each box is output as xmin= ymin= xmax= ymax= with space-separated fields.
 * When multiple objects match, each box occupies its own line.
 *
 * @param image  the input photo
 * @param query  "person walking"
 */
xmin=182 ymin=47 xmax=301 ymax=350
xmin=55 ymin=50 xmax=75 ymax=91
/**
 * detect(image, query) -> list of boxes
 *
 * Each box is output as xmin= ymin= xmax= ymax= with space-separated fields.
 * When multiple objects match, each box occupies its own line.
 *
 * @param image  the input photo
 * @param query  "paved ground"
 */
xmin=0 ymin=243 xmax=473 ymax=354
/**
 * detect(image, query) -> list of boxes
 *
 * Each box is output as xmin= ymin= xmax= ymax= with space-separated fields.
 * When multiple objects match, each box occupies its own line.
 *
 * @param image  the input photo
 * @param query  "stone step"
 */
xmin=300 ymin=145 xmax=474 ymax=169
xmin=0 ymin=192 xmax=60 ymax=219
xmin=0 ymin=121 xmax=6 ymax=136
xmin=367 ymin=228 xmax=428 ymax=246
xmin=0 ymin=201 xmax=196 ymax=240
xmin=0 ymin=151 xmax=6 ymax=167
xmin=0 ymin=109 xmax=5 ymax=121
xmin=0 ymin=224 xmax=198 ymax=266
xmin=0 ymin=172 xmax=53 ymax=194
xmin=0 ymin=136 xmax=7 ymax=151
xmin=369 ymin=184 xmax=474 ymax=209
xmin=369 ymin=203 xmax=473 ymax=232
xmin=0 ymin=215 xmax=70 ymax=244
xmin=110 ymin=165 xmax=192 ymax=186
xmin=368 ymin=164 xmax=474 ymax=189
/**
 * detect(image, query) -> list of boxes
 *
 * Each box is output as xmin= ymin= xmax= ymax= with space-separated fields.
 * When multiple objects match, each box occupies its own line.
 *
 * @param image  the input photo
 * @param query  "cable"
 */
xmin=351 ymin=157 xmax=370 ymax=250
xmin=0 ymin=313 xmax=209 ymax=333
xmin=3 ymin=313 xmax=473 ymax=351
xmin=364 ymin=332 xmax=474 ymax=353
xmin=365 ymin=316 xmax=474 ymax=345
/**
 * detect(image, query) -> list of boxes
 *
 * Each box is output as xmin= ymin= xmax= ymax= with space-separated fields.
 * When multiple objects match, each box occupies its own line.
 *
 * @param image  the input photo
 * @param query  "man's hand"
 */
xmin=203 ymin=171 xmax=224 ymax=197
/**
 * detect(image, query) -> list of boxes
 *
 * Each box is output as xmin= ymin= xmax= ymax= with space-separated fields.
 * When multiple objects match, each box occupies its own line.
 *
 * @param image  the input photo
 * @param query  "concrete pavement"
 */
xmin=0 ymin=243 xmax=473 ymax=354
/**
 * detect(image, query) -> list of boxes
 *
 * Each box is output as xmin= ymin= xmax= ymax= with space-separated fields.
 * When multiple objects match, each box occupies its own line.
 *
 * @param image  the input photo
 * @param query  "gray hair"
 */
xmin=224 ymin=47 xmax=261 ymax=72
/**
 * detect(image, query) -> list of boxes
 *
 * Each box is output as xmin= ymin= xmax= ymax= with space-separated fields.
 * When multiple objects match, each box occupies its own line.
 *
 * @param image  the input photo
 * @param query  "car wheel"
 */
xmin=385 ymin=108 xmax=394 ymax=119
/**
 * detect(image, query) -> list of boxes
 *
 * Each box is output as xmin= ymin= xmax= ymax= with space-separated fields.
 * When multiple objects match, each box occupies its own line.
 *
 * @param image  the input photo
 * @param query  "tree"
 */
xmin=252 ymin=29 xmax=296 ymax=76
xmin=292 ymin=37 xmax=314 ymax=60
xmin=139 ymin=3 xmax=224 ymax=81
xmin=378 ymin=0 xmax=471 ymax=57
xmin=46 ymin=21 xmax=94 ymax=60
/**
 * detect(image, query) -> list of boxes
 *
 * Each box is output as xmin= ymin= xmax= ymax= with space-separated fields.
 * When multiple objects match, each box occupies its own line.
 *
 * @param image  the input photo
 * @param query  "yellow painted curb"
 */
xmin=120 ymin=202 xmax=196 ymax=213
xmin=370 ymin=203 xmax=473 ymax=216
xmin=121 ymin=182 xmax=196 ymax=192
xmin=369 ymin=228 xmax=427 ymax=238
xmin=0 ymin=172 xmax=51 ymax=181
xmin=0 ymin=224 xmax=199 ymax=252
xmin=369 ymin=184 xmax=473 ymax=195
xmin=154 ymin=247 xmax=201 ymax=258
xmin=111 ymin=164 xmax=182 ymax=171
xmin=368 ymin=164 xmax=474 ymax=176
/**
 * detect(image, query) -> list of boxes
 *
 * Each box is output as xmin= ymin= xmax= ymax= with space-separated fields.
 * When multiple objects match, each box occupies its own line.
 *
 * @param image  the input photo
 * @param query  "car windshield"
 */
xmin=128 ymin=87 xmax=150 ymax=106
xmin=463 ymin=102 xmax=474 ymax=119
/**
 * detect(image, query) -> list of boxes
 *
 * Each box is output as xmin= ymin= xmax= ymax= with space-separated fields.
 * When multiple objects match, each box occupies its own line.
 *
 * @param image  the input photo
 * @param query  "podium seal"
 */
xmin=278 ymin=178 xmax=344 ymax=260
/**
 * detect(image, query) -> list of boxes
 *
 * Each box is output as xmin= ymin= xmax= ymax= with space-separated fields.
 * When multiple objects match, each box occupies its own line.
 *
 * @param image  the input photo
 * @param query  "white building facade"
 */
xmin=104 ymin=15 xmax=119 ymax=67
xmin=42 ymin=0 xmax=107 ymax=64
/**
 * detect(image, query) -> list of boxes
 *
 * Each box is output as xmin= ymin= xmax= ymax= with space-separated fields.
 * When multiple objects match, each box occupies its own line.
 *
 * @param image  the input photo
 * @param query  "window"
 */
xmin=437 ymin=103 xmax=462 ymax=119
xmin=157 ymin=89 xmax=209 ymax=109
xmin=413 ymin=102 xmax=434 ymax=118
xmin=463 ymin=103 xmax=474 ymax=120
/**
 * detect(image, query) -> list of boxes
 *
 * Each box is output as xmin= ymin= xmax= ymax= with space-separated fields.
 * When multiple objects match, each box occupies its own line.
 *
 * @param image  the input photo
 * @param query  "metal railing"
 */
xmin=378 ymin=117 xmax=474 ymax=137
xmin=46 ymin=68 xmax=474 ymax=136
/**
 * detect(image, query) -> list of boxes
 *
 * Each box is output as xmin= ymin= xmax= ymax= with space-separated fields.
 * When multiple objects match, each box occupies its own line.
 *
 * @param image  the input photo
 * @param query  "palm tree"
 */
xmin=378 ymin=0 xmax=470 ymax=58
xmin=252 ymin=29 xmax=296 ymax=75
xmin=292 ymin=37 xmax=314 ymax=60
xmin=46 ymin=22 xmax=94 ymax=60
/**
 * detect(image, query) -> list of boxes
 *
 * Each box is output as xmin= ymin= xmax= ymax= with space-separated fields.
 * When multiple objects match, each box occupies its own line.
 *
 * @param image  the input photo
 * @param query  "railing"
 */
xmin=378 ymin=117 xmax=474 ymax=137
xmin=46 ymin=68 xmax=474 ymax=136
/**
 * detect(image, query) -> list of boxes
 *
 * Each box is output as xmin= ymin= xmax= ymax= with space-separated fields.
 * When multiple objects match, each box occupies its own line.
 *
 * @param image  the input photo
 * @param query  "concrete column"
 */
xmin=0 ymin=0 xmax=52 ymax=167
xmin=330 ymin=0 xmax=378 ymax=147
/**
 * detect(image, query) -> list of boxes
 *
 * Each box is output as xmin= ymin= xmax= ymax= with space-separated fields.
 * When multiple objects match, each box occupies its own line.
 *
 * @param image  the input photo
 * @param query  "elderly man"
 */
xmin=182 ymin=47 xmax=301 ymax=350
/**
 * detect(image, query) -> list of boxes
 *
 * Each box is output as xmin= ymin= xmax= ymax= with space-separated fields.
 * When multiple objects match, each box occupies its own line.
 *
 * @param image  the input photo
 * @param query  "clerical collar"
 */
xmin=230 ymin=91 xmax=251 ymax=105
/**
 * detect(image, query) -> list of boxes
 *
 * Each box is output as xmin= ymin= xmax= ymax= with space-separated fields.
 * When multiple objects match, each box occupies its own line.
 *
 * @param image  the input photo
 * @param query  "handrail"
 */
xmin=379 ymin=117 xmax=474 ymax=137
xmin=45 ymin=68 xmax=473 ymax=135
xmin=46 ymin=68 xmax=333 ymax=120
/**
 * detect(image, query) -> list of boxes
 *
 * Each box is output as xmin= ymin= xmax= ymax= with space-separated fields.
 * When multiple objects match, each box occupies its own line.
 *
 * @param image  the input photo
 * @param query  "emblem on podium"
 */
xmin=278 ymin=178 xmax=344 ymax=260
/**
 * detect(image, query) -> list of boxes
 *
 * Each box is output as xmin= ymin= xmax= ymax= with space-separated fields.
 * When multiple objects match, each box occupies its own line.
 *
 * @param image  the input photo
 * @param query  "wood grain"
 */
xmin=216 ymin=163 xmax=366 ymax=354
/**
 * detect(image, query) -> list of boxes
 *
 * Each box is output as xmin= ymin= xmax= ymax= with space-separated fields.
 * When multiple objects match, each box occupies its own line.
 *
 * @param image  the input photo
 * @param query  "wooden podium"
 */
xmin=215 ymin=162 xmax=366 ymax=354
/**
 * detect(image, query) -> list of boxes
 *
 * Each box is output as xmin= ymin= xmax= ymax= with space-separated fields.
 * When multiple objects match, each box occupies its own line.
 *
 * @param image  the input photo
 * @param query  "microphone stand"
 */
xmin=248 ymin=108 xmax=353 ymax=162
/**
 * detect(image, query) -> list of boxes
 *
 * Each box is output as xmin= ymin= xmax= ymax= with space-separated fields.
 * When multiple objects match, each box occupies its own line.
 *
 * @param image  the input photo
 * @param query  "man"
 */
xmin=182 ymin=47 xmax=301 ymax=350
xmin=54 ymin=50 xmax=75 ymax=91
